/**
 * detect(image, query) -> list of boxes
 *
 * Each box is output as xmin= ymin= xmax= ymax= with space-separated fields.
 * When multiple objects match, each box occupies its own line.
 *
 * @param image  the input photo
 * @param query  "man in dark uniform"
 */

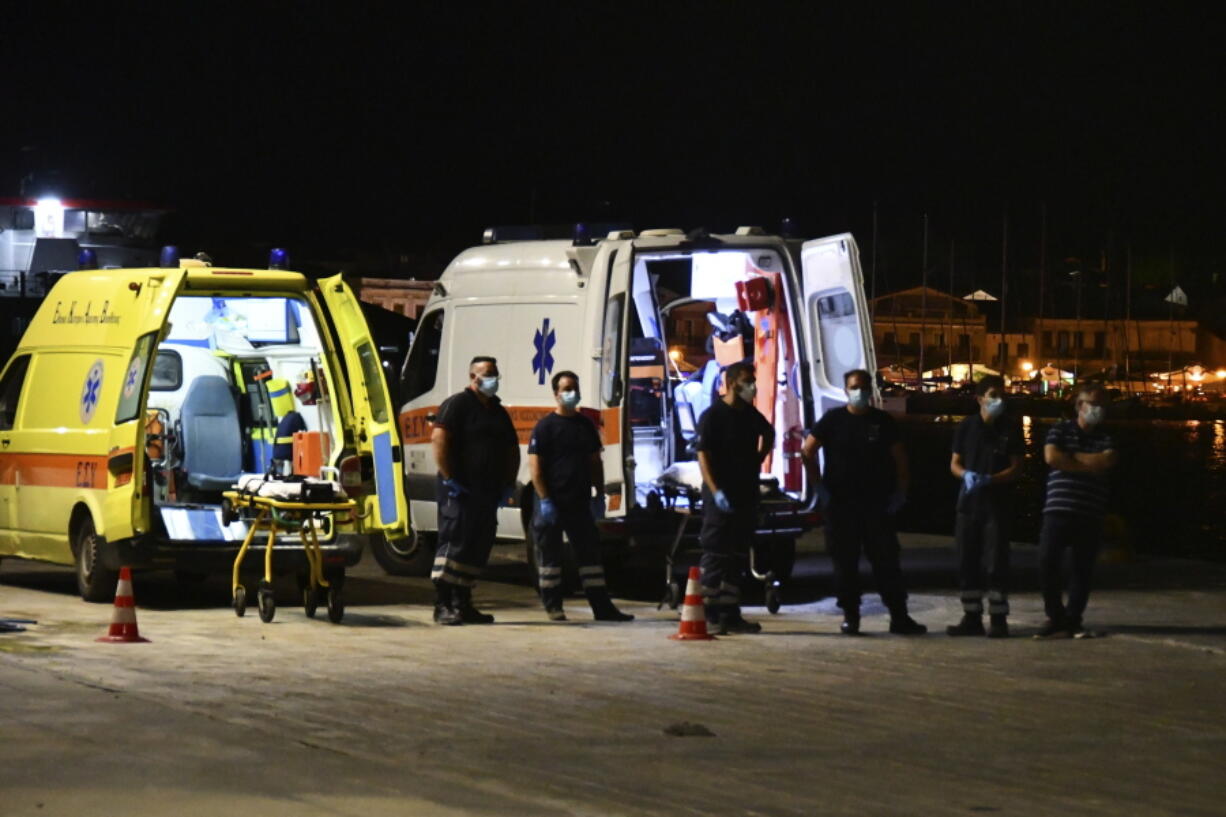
xmin=947 ymin=375 xmax=1024 ymax=638
xmin=695 ymin=361 xmax=775 ymax=634
xmin=430 ymin=356 xmax=520 ymax=625
xmin=1036 ymin=383 xmax=1117 ymax=638
xmin=801 ymin=368 xmax=926 ymax=636
xmin=528 ymin=371 xmax=633 ymax=622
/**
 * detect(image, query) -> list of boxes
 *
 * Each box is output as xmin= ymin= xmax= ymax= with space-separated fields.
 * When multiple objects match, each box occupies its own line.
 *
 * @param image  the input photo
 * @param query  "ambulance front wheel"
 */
xmin=72 ymin=514 xmax=118 ymax=603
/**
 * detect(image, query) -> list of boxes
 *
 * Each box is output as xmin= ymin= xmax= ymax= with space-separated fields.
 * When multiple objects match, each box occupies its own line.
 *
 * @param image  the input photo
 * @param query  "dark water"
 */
xmin=897 ymin=416 xmax=1226 ymax=560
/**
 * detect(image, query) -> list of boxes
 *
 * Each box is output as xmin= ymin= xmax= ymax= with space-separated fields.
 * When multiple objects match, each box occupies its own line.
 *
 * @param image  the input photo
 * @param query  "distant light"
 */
xmin=269 ymin=247 xmax=290 ymax=269
xmin=668 ymin=348 xmax=683 ymax=361
xmin=1020 ymin=360 xmax=1034 ymax=372
xmin=33 ymin=197 xmax=65 ymax=238
xmin=1217 ymin=369 xmax=1226 ymax=380
xmin=159 ymin=245 xmax=179 ymax=268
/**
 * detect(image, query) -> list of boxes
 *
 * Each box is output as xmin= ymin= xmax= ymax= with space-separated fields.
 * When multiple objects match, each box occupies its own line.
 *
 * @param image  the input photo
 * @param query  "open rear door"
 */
xmin=595 ymin=241 xmax=635 ymax=517
xmin=799 ymin=234 xmax=877 ymax=419
xmin=317 ymin=274 xmax=410 ymax=538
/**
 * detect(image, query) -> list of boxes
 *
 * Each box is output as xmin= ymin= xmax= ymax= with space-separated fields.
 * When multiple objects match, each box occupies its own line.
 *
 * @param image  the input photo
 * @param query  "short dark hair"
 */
xmin=469 ymin=356 xmax=498 ymax=369
xmin=976 ymin=375 xmax=1005 ymax=397
xmin=1076 ymin=381 xmax=1108 ymax=403
xmin=551 ymin=370 xmax=579 ymax=393
xmin=843 ymin=368 xmax=872 ymax=387
xmin=724 ymin=361 xmax=755 ymax=386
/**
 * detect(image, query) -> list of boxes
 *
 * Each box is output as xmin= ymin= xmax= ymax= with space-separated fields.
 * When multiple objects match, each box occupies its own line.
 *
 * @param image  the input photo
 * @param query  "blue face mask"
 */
xmin=983 ymin=397 xmax=1004 ymax=419
xmin=559 ymin=390 xmax=580 ymax=409
xmin=846 ymin=388 xmax=869 ymax=409
xmin=478 ymin=376 xmax=500 ymax=397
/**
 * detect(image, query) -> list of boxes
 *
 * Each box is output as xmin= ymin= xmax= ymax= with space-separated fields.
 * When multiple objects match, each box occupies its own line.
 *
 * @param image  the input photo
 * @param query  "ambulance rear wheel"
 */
xmin=73 ymin=515 xmax=118 ymax=603
xmin=370 ymin=530 xmax=435 ymax=576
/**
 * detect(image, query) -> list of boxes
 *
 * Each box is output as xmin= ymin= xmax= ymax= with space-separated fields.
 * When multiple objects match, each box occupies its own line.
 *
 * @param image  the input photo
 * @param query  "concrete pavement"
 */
xmin=2 ymin=540 xmax=1225 ymax=816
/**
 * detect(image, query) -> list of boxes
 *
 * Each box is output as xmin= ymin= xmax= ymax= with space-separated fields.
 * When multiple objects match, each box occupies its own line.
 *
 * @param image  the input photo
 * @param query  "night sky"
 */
xmin=4 ymin=3 xmax=1222 ymax=296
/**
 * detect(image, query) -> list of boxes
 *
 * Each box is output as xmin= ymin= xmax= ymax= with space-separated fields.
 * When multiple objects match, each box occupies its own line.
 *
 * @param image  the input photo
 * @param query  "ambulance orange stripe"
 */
xmin=0 ymin=452 xmax=109 ymax=489
xmin=399 ymin=404 xmax=623 ymax=447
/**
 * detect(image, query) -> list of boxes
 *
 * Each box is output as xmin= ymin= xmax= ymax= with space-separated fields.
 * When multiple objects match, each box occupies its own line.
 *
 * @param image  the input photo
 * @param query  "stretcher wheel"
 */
xmin=221 ymin=498 xmax=239 ymax=526
xmin=667 ymin=581 xmax=682 ymax=611
xmin=258 ymin=584 xmax=276 ymax=623
xmin=304 ymin=587 xmax=319 ymax=618
xmin=233 ymin=585 xmax=247 ymax=617
xmin=326 ymin=586 xmax=344 ymax=623
xmin=765 ymin=585 xmax=782 ymax=615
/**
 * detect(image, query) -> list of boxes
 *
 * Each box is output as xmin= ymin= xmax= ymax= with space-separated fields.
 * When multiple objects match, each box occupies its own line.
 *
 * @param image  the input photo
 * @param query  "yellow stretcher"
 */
xmin=222 ymin=485 xmax=356 ymax=624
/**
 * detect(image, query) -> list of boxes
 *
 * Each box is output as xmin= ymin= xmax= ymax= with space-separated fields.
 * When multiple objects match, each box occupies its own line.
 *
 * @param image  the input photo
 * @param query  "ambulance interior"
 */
xmin=143 ymin=295 xmax=338 ymax=535
xmin=626 ymin=249 xmax=807 ymax=510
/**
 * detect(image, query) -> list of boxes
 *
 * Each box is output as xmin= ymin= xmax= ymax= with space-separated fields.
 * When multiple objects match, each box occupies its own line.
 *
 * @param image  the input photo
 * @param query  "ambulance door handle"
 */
xmin=1 ymin=437 xmax=9 ymax=447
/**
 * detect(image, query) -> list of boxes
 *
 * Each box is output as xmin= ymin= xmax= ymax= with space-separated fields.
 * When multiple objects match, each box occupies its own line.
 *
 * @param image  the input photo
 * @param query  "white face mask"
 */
xmin=983 ymin=397 xmax=1004 ymax=419
xmin=1080 ymin=404 xmax=1104 ymax=427
xmin=737 ymin=382 xmax=757 ymax=403
xmin=478 ymin=375 xmax=500 ymax=397
xmin=558 ymin=390 xmax=580 ymax=409
xmin=846 ymin=388 xmax=869 ymax=409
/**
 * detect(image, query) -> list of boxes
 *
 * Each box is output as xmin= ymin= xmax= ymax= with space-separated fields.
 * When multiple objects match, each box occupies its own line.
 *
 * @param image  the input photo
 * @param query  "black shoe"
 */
xmin=719 ymin=613 xmax=762 ymax=634
xmin=987 ymin=615 xmax=1009 ymax=639
xmin=545 ymin=607 xmax=567 ymax=622
xmin=946 ymin=613 xmax=985 ymax=637
xmin=840 ymin=616 xmax=861 ymax=635
xmin=1034 ymin=617 xmax=1070 ymax=639
xmin=593 ymin=606 xmax=634 ymax=622
xmin=454 ymin=588 xmax=495 ymax=625
xmin=889 ymin=615 xmax=928 ymax=635
xmin=433 ymin=583 xmax=463 ymax=626
xmin=1066 ymin=618 xmax=1084 ymax=638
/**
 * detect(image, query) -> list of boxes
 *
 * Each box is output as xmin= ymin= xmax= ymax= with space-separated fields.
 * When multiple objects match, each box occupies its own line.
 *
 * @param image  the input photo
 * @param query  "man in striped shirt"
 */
xmin=1037 ymin=383 xmax=1118 ymax=638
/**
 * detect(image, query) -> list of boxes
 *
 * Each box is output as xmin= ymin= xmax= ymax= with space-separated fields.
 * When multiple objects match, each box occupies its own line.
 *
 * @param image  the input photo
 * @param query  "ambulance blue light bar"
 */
xmin=77 ymin=248 xmax=98 ymax=269
xmin=269 ymin=247 xmax=290 ymax=269
xmin=159 ymin=245 xmax=179 ymax=268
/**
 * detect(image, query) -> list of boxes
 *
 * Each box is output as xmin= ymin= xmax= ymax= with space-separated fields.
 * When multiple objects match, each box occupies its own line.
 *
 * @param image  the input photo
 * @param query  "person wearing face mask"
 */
xmin=946 ymin=375 xmax=1024 ymax=638
xmin=527 ymin=371 xmax=633 ymax=622
xmin=694 ymin=361 xmax=775 ymax=634
xmin=1035 ymin=383 xmax=1118 ymax=638
xmin=801 ymin=368 xmax=926 ymax=636
xmin=430 ymin=356 xmax=520 ymax=625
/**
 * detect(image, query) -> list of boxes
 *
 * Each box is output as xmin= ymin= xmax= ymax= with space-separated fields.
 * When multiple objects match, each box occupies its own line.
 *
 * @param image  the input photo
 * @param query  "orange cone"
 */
xmin=669 ymin=566 xmax=716 ymax=641
xmin=96 ymin=567 xmax=150 ymax=643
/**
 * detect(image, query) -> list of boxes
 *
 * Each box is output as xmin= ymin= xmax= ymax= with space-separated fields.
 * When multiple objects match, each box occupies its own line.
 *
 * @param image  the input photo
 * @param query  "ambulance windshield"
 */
xmin=163 ymin=296 xmax=321 ymax=351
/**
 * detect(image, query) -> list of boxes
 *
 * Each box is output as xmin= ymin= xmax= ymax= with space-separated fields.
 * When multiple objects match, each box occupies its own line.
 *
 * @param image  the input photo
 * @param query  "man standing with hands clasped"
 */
xmin=801 ymin=368 xmax=926 ymax=636
xmin=695 ymin=361 xmax=775 ymax=634
xmin=528 ymin=371 xmax=633 ymax=623
xmin=430 ymin=356 xmax=520 ymax=626
xmin=947 ymin=375 xmax=1024 ymax=638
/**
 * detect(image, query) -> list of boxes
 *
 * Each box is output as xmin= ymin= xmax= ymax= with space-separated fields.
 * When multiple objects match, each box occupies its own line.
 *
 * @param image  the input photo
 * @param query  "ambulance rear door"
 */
xmin=594 ymin=240 xmax=635 ymax=516
xmin=14 ymin=267 xmax=186 ymax=551
xmin=316 ymin=274 xmax=410 ymax=538
xmin=798 ymin=234 xmax=877 ymax=420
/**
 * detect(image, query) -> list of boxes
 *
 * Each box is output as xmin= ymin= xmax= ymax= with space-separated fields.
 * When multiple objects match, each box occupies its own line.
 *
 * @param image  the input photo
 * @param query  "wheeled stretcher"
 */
xmin=222 ymin=474 xmax=356 ymax=624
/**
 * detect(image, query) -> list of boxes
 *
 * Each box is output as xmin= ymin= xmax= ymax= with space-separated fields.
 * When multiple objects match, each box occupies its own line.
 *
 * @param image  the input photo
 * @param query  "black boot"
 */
xmin=718 ymin=609 xmax=762 ymax=634
xmin=586 ymin=589 xmax=634 ymax=622
xmin=987 ymin=614 xmax=1009 ymax=638
xmin=946 ymin=613 xmax=985 ymax=637
xmin=453 ymin=586 xmax=494 ymax=624
xmin=889 ymin=613 xmax=928 ymax=635
xmin=841 ymin=609 xmax=861 ymax=635
xmin=433 ymin=582 xmax=462 ymax=626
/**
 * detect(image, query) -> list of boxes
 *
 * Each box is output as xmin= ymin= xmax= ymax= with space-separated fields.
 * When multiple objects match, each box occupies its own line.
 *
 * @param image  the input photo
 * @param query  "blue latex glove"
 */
xmin=886 ymin=490 xmax=906 ymax=515
xmin=962 ymin=471 xmax=990 ymax=493
xmin=713 ymin=490 xmax=733 ymax=513
xmin=589 ymin=494 xmax=606 ymax=520
xmin=537 ymin=497 xmax=558 ymax=526
xmin=815 ymin=481 xmax=833 ymax=511
xmin=441 ymin=477 xmax=468 ymax=498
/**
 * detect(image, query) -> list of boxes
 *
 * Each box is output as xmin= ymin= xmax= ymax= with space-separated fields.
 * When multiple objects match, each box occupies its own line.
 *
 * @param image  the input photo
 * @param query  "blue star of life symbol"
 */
xmin=81 ymin=361 xmax=103 ymax=423
xmin=124 ymin=364 xmax=139 ymax=393
xmin=532 ymin=318 xmax=556 ymax=385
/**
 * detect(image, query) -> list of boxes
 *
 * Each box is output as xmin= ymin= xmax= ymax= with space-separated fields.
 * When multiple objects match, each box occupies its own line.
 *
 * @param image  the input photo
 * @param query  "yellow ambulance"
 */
xmin=0 ymin=251 xmax=409 ymax=601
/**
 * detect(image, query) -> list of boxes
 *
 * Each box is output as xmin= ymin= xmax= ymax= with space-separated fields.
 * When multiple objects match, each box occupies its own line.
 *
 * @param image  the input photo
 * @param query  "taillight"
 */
xmin=339 ymin=455 xmax=363 ymax=497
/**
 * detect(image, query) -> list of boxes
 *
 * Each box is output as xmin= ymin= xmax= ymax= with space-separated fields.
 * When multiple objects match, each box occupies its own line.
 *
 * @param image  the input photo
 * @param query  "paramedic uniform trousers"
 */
xmin=824 ymin=500 xmax=907 ymax=616
xmin=532 ymin=500 xmax=608 ymax=610
xmin=432 ymin=484 xmax=499 ymax=588
xmin=1038 ymin=511 xmax=1102 ymax=623
xmin=954 ymin=492 xmax=1012 ymax=616
xmin=698 ymin=488 xmax=756 ymax=620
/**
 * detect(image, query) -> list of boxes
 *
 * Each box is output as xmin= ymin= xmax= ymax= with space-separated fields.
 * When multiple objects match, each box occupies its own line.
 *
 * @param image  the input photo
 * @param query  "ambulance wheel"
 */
xmin=233 ymin=586 xmax=248 ymax=617
xmin=73 ymin=515 xmax=118 ymax=603
xmin=257 ymin=583 xmax=276 ymax=623
xmin=326 ymin=586 xmax=344 ymax=623
xmin=370 ymin=530 xmax=435 ymax=576
xmin=765 ymin=585 xmax=782 ymax=615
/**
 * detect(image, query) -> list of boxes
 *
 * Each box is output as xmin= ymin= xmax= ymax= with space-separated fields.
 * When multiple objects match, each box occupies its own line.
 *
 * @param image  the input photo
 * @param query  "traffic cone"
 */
xmin=96 ymin=567 xmax=150 ymax=643
xmin=669 ymin=566 xmax=715 ymax=641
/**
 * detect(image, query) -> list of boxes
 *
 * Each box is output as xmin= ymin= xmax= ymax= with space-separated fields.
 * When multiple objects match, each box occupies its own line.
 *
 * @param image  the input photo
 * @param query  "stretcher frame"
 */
xmin=223 ymin=489 xmax=356 ymax=623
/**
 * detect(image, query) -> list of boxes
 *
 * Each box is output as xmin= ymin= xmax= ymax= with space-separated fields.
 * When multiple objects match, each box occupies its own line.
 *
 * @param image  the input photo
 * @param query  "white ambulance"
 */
xmin=390 ymin=227 xmax=875 ymax=601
